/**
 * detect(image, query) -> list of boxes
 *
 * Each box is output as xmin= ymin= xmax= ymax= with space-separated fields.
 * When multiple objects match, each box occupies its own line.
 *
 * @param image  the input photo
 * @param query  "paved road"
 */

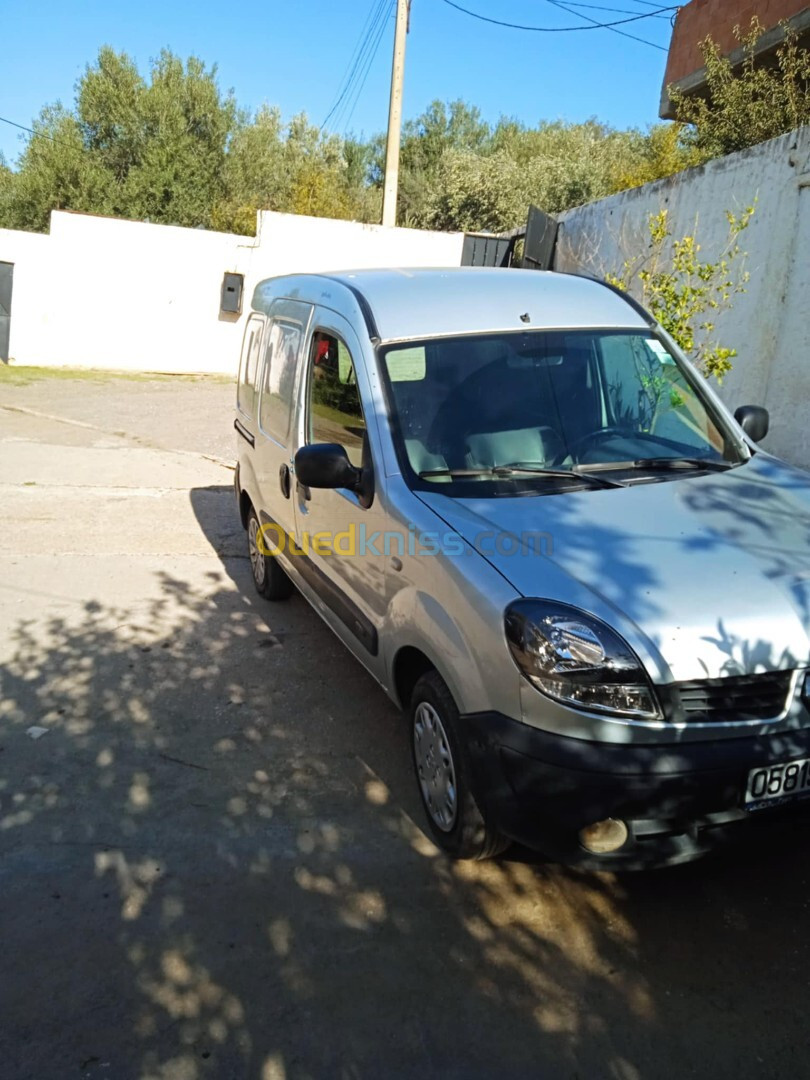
xmin=1 ymin=373 xmax=809 ymax=1080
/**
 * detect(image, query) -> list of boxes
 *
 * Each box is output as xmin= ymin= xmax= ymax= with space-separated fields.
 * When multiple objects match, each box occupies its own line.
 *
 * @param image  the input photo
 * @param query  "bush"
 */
xmin=607 ymin=204 xmax=755 ymax=381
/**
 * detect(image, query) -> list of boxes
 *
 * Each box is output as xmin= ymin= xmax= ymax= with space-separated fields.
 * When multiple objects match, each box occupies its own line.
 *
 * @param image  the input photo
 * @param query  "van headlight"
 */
xmin=504 ymin=600 xmax=661 ymax=720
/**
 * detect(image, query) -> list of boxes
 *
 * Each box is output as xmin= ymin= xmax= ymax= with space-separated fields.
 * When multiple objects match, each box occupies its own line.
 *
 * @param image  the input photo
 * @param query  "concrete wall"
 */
xmin=554 ymin=125 xmax=810 ymax=468
xmin=0 ymin=209 xmax=465 ymax=375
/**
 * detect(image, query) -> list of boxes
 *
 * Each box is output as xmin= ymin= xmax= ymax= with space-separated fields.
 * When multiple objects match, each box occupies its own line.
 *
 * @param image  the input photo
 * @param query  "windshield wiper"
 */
xmin=623 ymin=457 xmax=735 ymax=473
xmin=418 ymin=465 xmax=626 ymax=489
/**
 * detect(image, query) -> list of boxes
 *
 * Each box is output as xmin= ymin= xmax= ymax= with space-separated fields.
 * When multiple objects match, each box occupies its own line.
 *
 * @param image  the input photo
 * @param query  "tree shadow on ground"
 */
xmin=2 ymin=483 xmax=810 ymax=1079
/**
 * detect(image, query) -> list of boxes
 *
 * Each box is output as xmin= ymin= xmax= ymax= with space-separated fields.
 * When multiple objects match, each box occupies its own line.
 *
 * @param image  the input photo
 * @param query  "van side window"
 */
xmin=307 ymin=332 xmax=366 ymax=468
xmin=259 ymin=319 xmax=302 ymax=445
xmin=237 ymin=316 xmax=264 ymax=418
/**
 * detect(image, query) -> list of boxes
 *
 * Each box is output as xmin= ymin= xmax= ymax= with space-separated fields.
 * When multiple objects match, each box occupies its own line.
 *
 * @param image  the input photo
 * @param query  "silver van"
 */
xmin=234 ymin=267 xmax=810 ymax=868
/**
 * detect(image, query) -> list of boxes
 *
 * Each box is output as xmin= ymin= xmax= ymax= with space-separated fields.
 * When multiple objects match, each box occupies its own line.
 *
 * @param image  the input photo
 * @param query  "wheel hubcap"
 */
xmin=413 ymin=702 xmax=458 ymax=832
xmin=248 ymin=517 xmax=266 ymax=586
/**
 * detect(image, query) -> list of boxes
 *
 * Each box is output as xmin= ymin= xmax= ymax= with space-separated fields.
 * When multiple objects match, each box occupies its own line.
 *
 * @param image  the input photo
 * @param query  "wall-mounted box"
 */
xmin=221 ymin=272 xmax=244 ymax=314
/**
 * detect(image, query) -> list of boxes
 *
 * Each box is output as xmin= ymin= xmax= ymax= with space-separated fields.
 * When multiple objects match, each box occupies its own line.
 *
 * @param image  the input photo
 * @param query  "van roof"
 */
xmin=251 ymin=267 xmax=651 ymax=343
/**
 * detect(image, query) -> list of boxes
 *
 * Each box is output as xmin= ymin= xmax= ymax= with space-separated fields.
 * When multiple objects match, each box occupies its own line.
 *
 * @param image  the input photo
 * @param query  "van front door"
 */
xmin=291 ymin=310 xmax=387 ymax=678
xmin=254 ymin=299 xmax=313 ymax=568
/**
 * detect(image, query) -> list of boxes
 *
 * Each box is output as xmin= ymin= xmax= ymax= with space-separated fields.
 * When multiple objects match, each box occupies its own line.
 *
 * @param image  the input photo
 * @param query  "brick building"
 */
xmin=660 ymin=0 xmax=810 ymax=118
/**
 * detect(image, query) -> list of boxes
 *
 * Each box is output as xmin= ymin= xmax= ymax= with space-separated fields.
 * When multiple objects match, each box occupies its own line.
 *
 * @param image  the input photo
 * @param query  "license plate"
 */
xmin=745 ymin=757 xmax=810 ymax=810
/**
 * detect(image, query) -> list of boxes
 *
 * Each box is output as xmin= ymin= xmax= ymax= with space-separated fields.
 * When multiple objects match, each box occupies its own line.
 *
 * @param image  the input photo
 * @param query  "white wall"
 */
xmin=0 ymin=209 xmax=465 ymax=375
xmin=554 ymin=126 xmax=810 ymax=468
xmin=0 ymin=227 xmax=52 ymax=366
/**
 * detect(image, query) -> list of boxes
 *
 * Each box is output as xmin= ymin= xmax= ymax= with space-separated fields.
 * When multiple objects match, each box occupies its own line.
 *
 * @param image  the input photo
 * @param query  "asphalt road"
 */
xmin=1 ymin=372 xmax=809 ymax=1080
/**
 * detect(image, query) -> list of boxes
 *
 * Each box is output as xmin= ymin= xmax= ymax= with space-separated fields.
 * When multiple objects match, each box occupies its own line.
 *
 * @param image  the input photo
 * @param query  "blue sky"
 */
xmin=0 ymin=0 xmax=676 ymax=167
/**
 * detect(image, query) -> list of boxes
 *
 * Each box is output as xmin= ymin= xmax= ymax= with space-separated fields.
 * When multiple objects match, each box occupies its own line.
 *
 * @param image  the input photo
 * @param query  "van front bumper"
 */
xmin=461 ymin=711 xmax=810 ymax=869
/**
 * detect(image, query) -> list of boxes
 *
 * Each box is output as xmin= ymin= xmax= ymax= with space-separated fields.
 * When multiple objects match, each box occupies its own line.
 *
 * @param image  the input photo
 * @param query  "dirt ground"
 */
xmin=1 ymin=370 xmax=809 ymax=1080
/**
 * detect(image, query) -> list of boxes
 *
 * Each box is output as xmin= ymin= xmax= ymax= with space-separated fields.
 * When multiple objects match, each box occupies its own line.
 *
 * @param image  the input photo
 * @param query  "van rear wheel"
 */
xmin=410 ymin=670 xmax=509 ymax=860
xmin=247 ymin=508 xmax=294 ymax=601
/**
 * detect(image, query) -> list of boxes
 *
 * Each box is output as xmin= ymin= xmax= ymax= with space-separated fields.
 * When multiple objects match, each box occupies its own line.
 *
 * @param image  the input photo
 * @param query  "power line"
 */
xmin=321 ymin=0 xmax=391 ymax=130
xmin=321 ymin=0 xmax=388 ymax=129
xmin=440 ymin=0 xmax=675 ymax=33
xmin=0 ymin=116 xmax=57 ymax=142
xmin=561 ymin=0 xmax=671 ymax=17
xmin=337 ymin=2 xmax=394 ymax=132
xmin=544 ymin=0 xmax=668 ymax=50
xmin=332 ymin=0 xmax=394 ymax=131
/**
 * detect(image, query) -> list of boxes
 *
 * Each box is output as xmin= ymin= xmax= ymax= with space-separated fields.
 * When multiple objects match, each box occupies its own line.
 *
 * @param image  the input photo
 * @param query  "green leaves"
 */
xmin=3 ymin=34 xmax=785 ymax=240
xmin=608 ymin=205 xmax=754 ymax=382
xmin=404 ymin=114 xmax=697 ymax=232
xmin=0 ymin=47 xmax=386 ymax=236
xmin=0 ymin=48 xmax=235 ymax=231
xmin=671 ymin=17 xmax=810 ymax=159
xmin=0 ymin=55 xmax=717 ymax=237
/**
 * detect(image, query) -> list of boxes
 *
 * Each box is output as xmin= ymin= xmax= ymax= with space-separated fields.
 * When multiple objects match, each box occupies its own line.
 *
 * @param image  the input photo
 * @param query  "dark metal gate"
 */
xmin=0 ymin=262 xmax=12 ymax=361
xmin=461 ymin=205 xmax=558 ymax=271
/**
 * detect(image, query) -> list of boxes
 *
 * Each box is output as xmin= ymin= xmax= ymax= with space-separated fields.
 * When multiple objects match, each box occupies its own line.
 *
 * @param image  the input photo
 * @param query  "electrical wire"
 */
xmin=331 ymin=0 xmax=393 ymax=131
xmin=336 ymin=1 xmax=394 ymax=132
xmin=560 ymin=1 xmax=671 ymax=17
xmin=321 ymin=0 xmax=388 ymax=128
xmin=0 ymin=116 xmax=57 ymax=142
xmin=543 ymin=0 xmax=669 ymax=50
xmin=440 ymin=0 xmax=675 ymax=33
xmin=321 ymin=0 xmax=391 ymax=130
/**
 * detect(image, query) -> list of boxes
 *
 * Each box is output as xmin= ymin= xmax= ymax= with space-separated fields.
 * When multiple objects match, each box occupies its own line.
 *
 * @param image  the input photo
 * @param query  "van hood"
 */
xmin=417 ymin=454 xmax=810 ymax=683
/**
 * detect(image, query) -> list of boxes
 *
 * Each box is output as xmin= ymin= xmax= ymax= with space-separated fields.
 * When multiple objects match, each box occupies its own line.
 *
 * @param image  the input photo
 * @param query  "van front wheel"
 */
xmin=410 ymin=670 xmax=509 ymax=860
xmin=247 ymin=508 xmax=294 ymax=601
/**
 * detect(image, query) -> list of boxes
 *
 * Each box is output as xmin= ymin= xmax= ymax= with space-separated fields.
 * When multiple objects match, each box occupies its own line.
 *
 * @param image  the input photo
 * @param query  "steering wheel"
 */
xmin=550 ymin=426 xmax=630 ymax=466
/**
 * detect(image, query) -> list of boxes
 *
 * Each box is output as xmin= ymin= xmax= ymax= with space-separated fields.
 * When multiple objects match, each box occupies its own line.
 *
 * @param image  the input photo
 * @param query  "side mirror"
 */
xmin=294 ymin=443 xmax=361 ymax=490
xmin=734 ymin=405 xmax=769 ymax=443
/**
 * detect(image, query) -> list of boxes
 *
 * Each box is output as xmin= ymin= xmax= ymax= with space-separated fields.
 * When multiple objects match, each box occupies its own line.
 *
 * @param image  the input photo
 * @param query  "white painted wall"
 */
xmin=0 ymin=209 xmax=465 ymax=376
xmin=0 ymin=227 xmax=52 ymax=366
xmin=555 ymin=126 xmax=810 ymax=468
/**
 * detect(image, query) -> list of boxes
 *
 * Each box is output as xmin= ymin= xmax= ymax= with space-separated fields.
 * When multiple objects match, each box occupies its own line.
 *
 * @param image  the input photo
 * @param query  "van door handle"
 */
xmin=234 ymin=418 xmax=255 ymax=447
xmin=279 ymin=464 xmax=291 ymax=499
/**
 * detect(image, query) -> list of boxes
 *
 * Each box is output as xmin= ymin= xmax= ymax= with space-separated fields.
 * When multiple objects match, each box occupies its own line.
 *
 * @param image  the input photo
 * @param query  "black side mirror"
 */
xmin=734 ymin=405 xmax=769 ymax=443
xmin=294 ymin=443 xmax=361 ymax=490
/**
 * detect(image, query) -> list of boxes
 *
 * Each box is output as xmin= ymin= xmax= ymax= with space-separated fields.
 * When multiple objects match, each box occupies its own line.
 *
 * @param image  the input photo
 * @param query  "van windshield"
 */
xmin=380 ymin=330 xmax=745 ymax=493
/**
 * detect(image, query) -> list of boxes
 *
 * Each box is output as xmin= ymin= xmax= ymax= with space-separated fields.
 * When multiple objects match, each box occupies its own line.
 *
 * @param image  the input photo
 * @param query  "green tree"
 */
xmin=419 ymin=119 xmax=690 ymax=233
xmin=120 ymin=50 xmax=236 ymax=227
xmin=0 ymin=105 xmax=115 ymax=231
xmin=0 ymin=47 xmax=236 ymax=231
xmin=671 ymin=18 xmax=810 ymax=159
xmin=0 ymin=53 xmax=742 ymax=239
xmin=378 ymin=99 xmax=492 ymax=226
xmin=214 ymin=108 xmax=376 ymax=233
xmin=422 ymin=150 xmax=527 ymax=232
xmin=609 ymin=123 xmax=702 ymax=191
xmin=493 ymin=118 xmax=637 ymax=210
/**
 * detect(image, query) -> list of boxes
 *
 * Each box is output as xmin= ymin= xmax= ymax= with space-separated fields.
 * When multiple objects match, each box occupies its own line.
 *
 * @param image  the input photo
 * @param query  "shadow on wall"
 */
xmin=2 ymin=482 xmax=810 ymax=1078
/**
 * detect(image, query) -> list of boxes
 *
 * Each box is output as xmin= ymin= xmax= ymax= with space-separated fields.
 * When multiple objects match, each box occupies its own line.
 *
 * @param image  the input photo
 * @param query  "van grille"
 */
xmin=662 ymin=671 xmax=793 ymax=724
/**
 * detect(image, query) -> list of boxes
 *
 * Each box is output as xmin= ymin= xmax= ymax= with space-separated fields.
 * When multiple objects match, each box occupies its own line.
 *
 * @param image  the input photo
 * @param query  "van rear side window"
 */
xmin=237 ymin=315 xmax=264 ymax=418
xmin=259 ymin=320 xmax=302 ymax=445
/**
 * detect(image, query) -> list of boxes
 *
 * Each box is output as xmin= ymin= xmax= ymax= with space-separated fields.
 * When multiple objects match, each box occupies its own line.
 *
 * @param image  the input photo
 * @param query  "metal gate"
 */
xmin=461 ymin=206 xmax=558 ymax=271
xmin=0 ymin=262 xmax=12 ymax=361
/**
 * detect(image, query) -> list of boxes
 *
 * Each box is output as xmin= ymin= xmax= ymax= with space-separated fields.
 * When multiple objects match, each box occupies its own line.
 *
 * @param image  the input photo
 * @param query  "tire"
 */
xmin=247 ymin=507 xmax=294 ymax=601
xmin=410 ymin=669 xmax=509 ymax=860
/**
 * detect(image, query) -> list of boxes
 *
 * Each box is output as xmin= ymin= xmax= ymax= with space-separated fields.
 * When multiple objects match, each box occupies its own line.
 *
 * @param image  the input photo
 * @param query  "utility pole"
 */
xmin=381 ymin=0 xmax=410 ymax=228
